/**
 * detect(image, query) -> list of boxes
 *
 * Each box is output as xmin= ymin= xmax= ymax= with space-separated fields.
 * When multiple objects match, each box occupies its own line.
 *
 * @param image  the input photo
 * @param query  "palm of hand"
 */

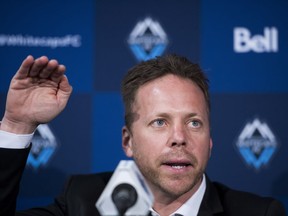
xmin=2 ymin=56 xmax=72 ymax=133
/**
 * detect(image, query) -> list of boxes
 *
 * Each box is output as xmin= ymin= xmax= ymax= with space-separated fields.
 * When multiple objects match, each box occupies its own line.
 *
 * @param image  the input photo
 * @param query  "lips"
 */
xmin=163 ymin=160 xmax=192 ymax=168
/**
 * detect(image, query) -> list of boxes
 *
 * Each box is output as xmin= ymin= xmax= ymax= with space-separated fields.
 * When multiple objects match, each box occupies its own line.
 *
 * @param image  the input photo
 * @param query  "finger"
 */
xmin=57 ymin=75 xmax=73 ymax=110
xmin=50 ymin=64 xmax=66 ymax=83
xmin=59 ymin=75 xmax=73 ymax=94
xmin=29 ymin=56 xmax=49 ymax=77
xmin=14 ymin=55 xmax=35 ymax=79
xmin=39 ymin=59 xmax=59 ymax=79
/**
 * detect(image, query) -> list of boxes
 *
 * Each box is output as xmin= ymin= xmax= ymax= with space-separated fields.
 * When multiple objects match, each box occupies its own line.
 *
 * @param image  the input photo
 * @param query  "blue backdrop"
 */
xmin=0 ymin=0 xmax=287 ymax=212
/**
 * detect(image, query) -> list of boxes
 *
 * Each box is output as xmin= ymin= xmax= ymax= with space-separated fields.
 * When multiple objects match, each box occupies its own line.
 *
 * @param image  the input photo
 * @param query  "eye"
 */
xmin=188 ymin=120 xmax=202 ymax=128
xmin=151 ymin=119 xmax=166 ymax=127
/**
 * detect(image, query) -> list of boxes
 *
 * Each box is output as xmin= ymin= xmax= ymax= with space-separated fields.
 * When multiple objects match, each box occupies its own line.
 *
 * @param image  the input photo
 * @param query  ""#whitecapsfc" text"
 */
xmin=234 ymin=27 xmax=278 ymax=53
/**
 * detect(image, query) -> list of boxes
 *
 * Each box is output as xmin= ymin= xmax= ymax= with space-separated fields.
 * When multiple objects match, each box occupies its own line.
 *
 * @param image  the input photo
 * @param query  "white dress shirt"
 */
xmin=0 ymin=129 xmax=33 ymax=149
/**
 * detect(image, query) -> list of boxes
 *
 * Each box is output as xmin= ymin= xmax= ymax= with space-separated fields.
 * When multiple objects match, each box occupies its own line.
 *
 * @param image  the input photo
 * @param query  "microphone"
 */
xmin=112 ymin=183 xmax=137 ymax=215
xmin=96 ymin=160 xmax=154 ymax=216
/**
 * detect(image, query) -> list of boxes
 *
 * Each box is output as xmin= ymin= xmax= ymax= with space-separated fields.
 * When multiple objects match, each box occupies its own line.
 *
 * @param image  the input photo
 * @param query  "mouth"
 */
xmin=163 ymin=161 xmax=192 ymax=169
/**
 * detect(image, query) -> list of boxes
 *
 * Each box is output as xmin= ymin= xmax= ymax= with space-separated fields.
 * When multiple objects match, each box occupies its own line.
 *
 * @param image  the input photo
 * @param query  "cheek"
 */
xmin=199 ymin=143 xmax=212 ymax=163
xmin=131 ymin=132 xmax=164 ymax=156
xmin=191 ymin=137 xmax=211 ymax=158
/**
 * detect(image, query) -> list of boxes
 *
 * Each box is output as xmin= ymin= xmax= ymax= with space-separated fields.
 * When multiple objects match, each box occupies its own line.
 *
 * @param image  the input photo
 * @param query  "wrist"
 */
xmin=0 ymin=117 xmax=37 ymax=134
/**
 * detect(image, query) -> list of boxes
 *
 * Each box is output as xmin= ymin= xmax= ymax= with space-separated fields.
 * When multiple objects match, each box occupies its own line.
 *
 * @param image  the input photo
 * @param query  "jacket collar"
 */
xmin=197 ymin=174 xmax=223 ymax=216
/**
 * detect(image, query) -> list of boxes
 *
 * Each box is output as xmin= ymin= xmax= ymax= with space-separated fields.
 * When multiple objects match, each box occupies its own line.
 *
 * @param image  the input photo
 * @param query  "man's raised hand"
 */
xmin=1 ymin=55 xmax=73 ymax=134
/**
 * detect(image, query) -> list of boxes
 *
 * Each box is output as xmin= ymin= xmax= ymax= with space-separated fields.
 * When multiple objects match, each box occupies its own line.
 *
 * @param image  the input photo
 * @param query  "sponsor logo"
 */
xmin=235 ymin=118 xmax=278 ymax=170
xmin=234 ymin=27 xmax=278 ymax=53
xmin=0 ymin=34 xmax=81 ymax=49
xmin=27 ymin=124 xmax=58 ymax=170
xmin=128 ymin=17 xmax=169 ymax=61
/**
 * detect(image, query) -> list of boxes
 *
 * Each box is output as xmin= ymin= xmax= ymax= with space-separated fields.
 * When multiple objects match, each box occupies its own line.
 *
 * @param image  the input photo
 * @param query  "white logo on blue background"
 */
xmin=236 ymin=118 xmax=278 ymax=170
xmin=27 ymin=124 xmax=58 ymax=170
xmin=128 ymin=17 xmax=169 ymax=61
xmin=234 ymin=27 xmax=278 ymax=53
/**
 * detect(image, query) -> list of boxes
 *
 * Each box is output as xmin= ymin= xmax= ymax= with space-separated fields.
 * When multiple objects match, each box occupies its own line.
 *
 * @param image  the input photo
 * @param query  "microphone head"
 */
xmin=112 ymin=183 xmax=138 ymax=215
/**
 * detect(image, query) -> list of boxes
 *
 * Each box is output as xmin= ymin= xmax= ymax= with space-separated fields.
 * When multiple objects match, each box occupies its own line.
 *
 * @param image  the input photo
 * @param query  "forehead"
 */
xmin=133 ymin=74 xmax=208 ymax=113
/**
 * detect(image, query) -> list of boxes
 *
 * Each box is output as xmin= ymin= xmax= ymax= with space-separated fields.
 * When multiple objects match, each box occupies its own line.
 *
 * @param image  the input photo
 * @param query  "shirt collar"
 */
xmin=150 ymin=174 xmax=206 ymax=216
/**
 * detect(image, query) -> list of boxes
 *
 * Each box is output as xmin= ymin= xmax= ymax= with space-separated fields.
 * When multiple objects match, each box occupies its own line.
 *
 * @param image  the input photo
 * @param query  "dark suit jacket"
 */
xmin=0 ymin=147 xmax=286 ymax=216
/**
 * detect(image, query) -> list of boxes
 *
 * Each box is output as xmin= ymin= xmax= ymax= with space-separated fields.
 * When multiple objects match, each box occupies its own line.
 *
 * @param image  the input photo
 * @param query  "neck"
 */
xmin=151 ymin=177 xmax=203 ymax=216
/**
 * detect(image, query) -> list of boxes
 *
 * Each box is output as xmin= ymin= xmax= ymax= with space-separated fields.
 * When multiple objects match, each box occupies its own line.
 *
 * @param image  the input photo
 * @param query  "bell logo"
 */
xmin=234 ymin=27 xmax=278 ymax=53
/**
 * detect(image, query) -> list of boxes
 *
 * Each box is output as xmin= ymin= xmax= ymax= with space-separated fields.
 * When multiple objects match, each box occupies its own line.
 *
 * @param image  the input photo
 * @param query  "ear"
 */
xmin=122 ymin=126 xmax=134 ymax=157
xmin=209 ymin=138 xmax=213 ymax=157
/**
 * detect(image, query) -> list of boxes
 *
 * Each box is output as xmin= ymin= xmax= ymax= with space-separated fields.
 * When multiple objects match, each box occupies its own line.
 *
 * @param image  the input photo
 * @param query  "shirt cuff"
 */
xmin=0 ymin=129 xmax=33 ymax=149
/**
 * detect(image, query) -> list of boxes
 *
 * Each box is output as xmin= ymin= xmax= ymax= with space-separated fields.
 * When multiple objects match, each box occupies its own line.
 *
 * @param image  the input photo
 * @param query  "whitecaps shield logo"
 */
xmin=128 ymin=17 xmax=169 ymax=61
xmin=27 ymin=124 xmax=58 ymax=170
xmin=235 ymin=118 xmax=278 ymax=170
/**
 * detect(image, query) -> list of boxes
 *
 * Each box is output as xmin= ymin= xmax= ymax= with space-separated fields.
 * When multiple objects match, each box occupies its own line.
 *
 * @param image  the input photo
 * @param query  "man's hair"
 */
xmin=121 ymin=54 xmax=210 ymax=130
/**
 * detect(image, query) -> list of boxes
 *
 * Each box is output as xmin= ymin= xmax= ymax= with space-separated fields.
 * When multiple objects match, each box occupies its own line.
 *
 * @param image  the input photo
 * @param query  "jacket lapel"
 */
xmin=197 ymin=175 xmax=224 ymax=216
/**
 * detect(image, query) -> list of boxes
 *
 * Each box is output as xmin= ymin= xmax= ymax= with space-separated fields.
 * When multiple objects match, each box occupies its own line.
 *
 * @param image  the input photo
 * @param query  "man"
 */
xmin=0 ymin=54 xmax=286 ymax=216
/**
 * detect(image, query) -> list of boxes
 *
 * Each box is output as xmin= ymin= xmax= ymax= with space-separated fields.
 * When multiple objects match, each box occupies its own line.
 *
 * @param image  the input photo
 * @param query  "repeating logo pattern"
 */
xmin=27 ymin=124 xmax=58 ymax=170
xmin=235 ymin=118 xmax=278 ymax=170
xmin=128 ymin=17 xmax=169 ymax=61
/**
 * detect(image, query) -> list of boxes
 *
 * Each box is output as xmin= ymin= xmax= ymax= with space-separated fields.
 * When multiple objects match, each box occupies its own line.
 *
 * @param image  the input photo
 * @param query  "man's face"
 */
xmin=122 ymin=74 xmax=212 ymax=199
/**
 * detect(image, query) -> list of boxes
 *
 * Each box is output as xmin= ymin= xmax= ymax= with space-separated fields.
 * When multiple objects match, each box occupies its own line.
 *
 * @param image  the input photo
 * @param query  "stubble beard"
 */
xmin=133 ymin=149 xmax=205 ymax=199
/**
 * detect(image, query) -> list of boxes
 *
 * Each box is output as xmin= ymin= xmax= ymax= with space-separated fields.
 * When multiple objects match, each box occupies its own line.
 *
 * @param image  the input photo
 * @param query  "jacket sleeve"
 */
xmin=0 ymin=147 xmax=30 ymax=216
xmin=0 ymin=146 xmax=68 ymax=216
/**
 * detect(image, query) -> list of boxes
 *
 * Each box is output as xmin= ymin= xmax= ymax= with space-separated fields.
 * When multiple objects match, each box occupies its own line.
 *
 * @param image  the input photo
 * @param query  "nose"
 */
xmin=169 ymin=124 xmax=187 ymax=147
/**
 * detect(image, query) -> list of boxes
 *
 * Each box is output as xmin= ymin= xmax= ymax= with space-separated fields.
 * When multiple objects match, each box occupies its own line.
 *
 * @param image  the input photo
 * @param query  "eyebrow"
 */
xmin=154 ymin=112 xmax=198 ymax=119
